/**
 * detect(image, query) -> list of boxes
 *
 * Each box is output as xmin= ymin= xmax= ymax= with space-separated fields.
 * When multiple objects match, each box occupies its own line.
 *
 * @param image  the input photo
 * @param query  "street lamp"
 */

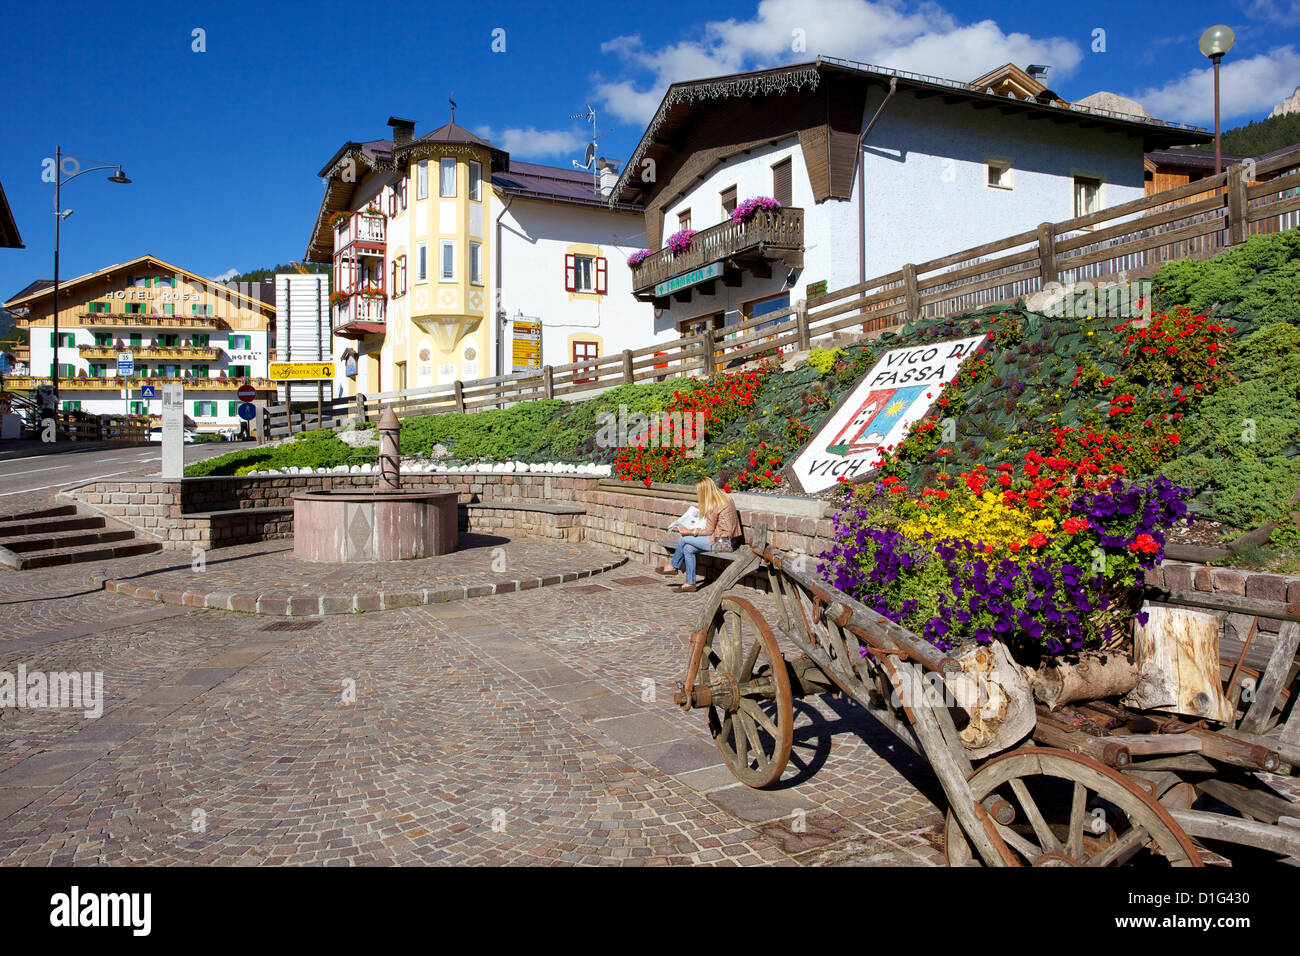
xmin=51 ymin=147 xmax=130 ymax=404
xmin=1198 ymin=25 xmax=1235 ymax=175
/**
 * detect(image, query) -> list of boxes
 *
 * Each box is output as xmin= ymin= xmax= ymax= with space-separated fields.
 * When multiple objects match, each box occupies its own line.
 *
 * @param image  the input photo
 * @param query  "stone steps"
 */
xmin=0 ymin=508 xmax=162 ymax=570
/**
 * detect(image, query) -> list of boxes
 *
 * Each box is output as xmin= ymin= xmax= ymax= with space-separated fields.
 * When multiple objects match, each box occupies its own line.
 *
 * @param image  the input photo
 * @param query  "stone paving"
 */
xmin=100 ymin=534 xmax=627 ymax=615
xmin=0 ymin=500 xmax=948 ymax=865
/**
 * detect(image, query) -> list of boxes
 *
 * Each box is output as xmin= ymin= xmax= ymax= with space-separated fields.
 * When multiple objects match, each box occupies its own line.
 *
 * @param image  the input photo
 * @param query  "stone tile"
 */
xmin=634 ymin=737 xmax=723 ymax=775
xmin=594 ymin=714 xmax=690 ymax=748
xmin=541 ymin=681 xmax=611 ymax=703
xmin=0 ymin=750 xmax=103 ymax=789
xmin=706 ymin=784 xmax=812 ymax=823
xmin=0 ymin=789 xmax=45 ymax=822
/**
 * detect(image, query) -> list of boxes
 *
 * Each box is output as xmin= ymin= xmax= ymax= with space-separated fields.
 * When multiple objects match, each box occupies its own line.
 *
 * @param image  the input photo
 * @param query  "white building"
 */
xmin=608 ymin=58 xmax=1210 ymax=339
xmin=274 ymin=272 xmax=331 ymax=403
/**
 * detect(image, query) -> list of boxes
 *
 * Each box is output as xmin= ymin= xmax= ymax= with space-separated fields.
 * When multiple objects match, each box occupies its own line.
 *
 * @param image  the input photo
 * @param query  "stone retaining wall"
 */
xmin=1144 ymin=562 xmax=1300 ymax=634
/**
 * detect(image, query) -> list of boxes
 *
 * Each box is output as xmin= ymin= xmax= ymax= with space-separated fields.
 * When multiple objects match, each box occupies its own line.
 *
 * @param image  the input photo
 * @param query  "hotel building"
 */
xmin=304 ymin=116 xmax=662 ymax=398
xmin=2 ymin=254 xmax=276 ymax=430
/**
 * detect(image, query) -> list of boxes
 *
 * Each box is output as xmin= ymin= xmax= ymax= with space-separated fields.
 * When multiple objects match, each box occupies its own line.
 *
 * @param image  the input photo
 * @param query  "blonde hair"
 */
xmin=696 ymin=476 xmax=731 ymax=517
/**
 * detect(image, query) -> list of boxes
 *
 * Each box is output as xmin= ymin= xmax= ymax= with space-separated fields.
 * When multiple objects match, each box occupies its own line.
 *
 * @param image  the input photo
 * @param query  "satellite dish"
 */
xmin=583 ymin=143 xmax=595 ymax=168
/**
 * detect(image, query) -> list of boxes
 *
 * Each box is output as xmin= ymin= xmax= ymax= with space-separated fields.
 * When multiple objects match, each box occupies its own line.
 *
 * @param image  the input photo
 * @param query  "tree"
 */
xmin=1189 ymin=112 xmax=1300 ymax=157
xmin=231 ymin=262 xmax=329 ymax=284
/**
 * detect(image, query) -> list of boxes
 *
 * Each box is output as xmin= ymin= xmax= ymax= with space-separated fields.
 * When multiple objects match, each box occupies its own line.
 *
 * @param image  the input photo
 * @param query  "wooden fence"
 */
xmin=25 ymin=409 xmax=150 ymax=443
xmin=261 ymin=397 xmax=351 ymax=440
xmin=321 ymin=148 xmax=1300 ymax=425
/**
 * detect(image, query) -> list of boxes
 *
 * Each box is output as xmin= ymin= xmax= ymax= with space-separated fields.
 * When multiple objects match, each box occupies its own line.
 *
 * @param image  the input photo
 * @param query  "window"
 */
xmin=194 ymin=401 xmax=217 ymax=417
xmin=677 ymin=209 xmax=691 ymax=231
xmin=389 ymin=177 xmax=408 ymax=216
xmin=392 ymin=255 xmax=408 ymax=296
xmin=227 ymin=401 xmax=239 ymax=416
xmin=61 ymin=401 xmax=82 ymax=412
xmin=159 ymin=364 xmax=179 ymax=378
xmin=157 ymin=333 xmax=179 ymax=347
xmin=772 ymin=158 xmax=792 ymax=207
xmin=469 ymin=242 xmax=483 ymax=286
xmin=163 ymin=303 xmax=175 ymax=316
xmin=89 ymin=301 xmax=111 ymax=314
xmin=130 ymin=401 xmax=146 ymax=415
xmin=50 ymin=363 xmax=74 ymax=378
xmin=192 ymin=334 xmax=210 ymax=347
xmin=128 ymin=275 xmax=149 ymax=288
xmin=469 ymin=161 xmax=481 ymax=201
xmin=395 ymin=362 xmax=407 ymax=391
xmin=129 ymin=333 xmax=142 ymax=347
xmin=564 ymin=255 xmax=607 ymax=294
xmin=227 ymin=334 xmax=251 ymax=350
xmin=229 ymin=364 xmax=251 ymax=378
xmin=126 ymin=302 xmax=144 ymax=314
xmin=416 ymin=243 xmax=428 ymax=282
xmin=440 ymin=241 xmax=455 ymax=281
xmin=150 ymin=276 xmax=176 ymax=288
xmin=1074 ymin=176 xmax=1102 ymax=219
xmin=191 ymin=365 xmax=209 ymax=378
xmin=572 ymin=341 xmax=599 ymax=384
xmin=89 ymin=363 xmax=108 ymax=378
xmin=191 ymin=303 xmax=214 ymax=315
xmin=720 ymin=185 xmax=737 ymax=216
xmin=50 ymin=332 xmax=75 ymax=348
xmin=987 ymin=159 xmax=1013 ymax=190
xmin=440 ymin=158 xmax=456 ymax=197
xmin=93 ymin=332 xmax=112 ymax=346
xmin=417 ymin=160 xmax=428 ymax=199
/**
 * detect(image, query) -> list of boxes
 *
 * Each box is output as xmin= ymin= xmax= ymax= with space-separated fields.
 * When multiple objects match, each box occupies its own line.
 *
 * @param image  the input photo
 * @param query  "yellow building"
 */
xmin=306 ymin=117 xmax=507 ymax=396
xmin=2 ymin=254 xmax=275 ymax=428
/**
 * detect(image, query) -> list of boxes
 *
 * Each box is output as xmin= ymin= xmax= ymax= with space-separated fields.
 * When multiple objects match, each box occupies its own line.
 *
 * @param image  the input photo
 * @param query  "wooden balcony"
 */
xmin=332 ymin=293 xmax=386 ymax=339
xmin=334 ymin=211 xmax=386 ymax=258
xmin=632 ymin=207 xmax=804 ymax=300
xmin=79 ymin=344 xmax=221 ymax=361
xmin=80 ymin=313 xmax=230 ymax=330
xmin=6 ymin=376 xmax=275 ymax=392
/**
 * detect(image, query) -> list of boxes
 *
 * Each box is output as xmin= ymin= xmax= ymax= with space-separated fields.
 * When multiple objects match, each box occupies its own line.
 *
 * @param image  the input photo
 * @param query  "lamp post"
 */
xmin=51 ymin=147 xmax=130 ymax=404
xmin=1198 ymin=25 xmax=1236 ymax=176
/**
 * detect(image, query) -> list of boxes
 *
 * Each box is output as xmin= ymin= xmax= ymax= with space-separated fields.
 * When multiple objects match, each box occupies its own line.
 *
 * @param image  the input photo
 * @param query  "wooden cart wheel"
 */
xmin=944 ymin=748 xmax=1202 ymax=867
xmin=703 ymin=596 xmax=794 ymax=788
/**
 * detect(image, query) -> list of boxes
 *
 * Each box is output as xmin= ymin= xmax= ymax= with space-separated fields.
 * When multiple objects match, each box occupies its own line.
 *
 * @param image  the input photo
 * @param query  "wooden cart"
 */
xmin=673 ymin=528 xmax=1300 ymax=866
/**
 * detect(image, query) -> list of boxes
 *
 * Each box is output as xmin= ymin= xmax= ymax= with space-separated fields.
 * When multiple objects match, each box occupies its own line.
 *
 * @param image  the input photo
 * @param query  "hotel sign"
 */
xmin=655 ymin=261 xmax=723 ymax=298
xmin=268 ymin=362 xmax=333 ymax=380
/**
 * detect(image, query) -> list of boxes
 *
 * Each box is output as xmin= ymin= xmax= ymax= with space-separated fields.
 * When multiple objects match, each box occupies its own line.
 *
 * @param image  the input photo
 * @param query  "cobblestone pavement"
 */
xmin=101 ymin=535 xmax=627 ymax=615
xmin=0 ymin=500 xmax=948 ymax=864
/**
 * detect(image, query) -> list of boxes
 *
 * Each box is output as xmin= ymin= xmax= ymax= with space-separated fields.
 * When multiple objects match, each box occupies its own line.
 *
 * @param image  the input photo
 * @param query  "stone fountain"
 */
xmin=292 ymin=409 xmax=458 ymax=562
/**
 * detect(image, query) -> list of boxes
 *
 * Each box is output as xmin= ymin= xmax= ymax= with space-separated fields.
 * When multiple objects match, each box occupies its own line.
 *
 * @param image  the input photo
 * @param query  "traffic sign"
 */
xmin=140 ymin=385 xmax=156 ymax=399
xmin=268 ymin=361 xmax=332 ymax=381
xmin=117 ymin=352 xmax=134 ymax=376
xmin=237 ymin=402 xmax=257 ymax=421
xmin=237 ymin=383 xmax=257 ymax=402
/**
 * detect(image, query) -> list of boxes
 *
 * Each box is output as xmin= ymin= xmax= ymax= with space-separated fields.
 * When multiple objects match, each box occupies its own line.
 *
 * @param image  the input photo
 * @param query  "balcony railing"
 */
xmin=334 ymin=211 xmax=386 ymax=255
xmin=81 ymin=313 xmax=229 ymax=330
xmin=79 ymin=344 xmax=221 ymax=361
xmin=5 ymin=376 xmax=275 ymax=392
xmin=332 ymin=294 xmax=386 ymax=337
xmin=632 ymin=207 xmax=804 ymax=295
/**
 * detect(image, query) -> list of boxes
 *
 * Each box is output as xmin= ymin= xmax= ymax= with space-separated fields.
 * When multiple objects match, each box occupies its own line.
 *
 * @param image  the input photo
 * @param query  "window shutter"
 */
xmin=595 ymin=257 xmax=607 ymax=294
xmin=772 ymin=158 xmax=792 ymax=208
xmin=720 ymin=185 xmax=737 ymax=214
xmin=564 ymin=254 xmax=577 ymax=292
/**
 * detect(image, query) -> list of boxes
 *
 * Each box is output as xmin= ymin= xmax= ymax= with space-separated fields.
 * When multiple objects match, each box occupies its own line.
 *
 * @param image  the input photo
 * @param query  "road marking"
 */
xmin=1 ymin=464 xmax=67 ymax=477
xmin=0 ymin=468 xmax=154 ymax=497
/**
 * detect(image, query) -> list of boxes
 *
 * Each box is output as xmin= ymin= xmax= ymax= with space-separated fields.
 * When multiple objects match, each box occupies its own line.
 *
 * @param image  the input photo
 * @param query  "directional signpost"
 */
xmin=118 ymin=352 xmax=135 ymax=416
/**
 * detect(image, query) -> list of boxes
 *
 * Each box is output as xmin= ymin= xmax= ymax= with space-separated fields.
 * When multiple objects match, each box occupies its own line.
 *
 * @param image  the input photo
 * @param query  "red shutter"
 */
xmin=595 ymin=257 xmax=607 ymax=294
xmin=564 ymin=254 xmax=577 ymax=292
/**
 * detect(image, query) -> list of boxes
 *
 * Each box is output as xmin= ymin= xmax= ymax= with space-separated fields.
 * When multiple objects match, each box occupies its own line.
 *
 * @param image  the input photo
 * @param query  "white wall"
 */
xmin=495 ymin=199 xmax=667 ymax=374
xmin=275 ymin=273 xmax=330 ymax=403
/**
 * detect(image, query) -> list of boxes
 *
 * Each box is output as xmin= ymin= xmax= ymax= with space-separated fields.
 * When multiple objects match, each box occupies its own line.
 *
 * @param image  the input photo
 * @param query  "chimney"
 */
xmin=388 ymin=116 xmax=417 ymax=148
xmin=597 ymin=157 xmax=620 ymax=197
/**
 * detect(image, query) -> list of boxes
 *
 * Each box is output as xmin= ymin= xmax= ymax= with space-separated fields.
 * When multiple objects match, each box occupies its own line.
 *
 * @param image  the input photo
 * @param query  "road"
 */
xmin=0 ymin=442 xmax=238 ymax=499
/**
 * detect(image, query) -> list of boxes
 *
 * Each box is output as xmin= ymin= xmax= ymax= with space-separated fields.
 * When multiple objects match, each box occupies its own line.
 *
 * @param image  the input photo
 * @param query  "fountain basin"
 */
xmin=292 ymin=489 xmax=459 ymax=563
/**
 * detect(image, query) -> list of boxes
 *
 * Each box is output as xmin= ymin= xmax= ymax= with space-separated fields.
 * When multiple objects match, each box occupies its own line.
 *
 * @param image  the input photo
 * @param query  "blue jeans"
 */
xmin=671 ymin=534 xmax=712 ymax=585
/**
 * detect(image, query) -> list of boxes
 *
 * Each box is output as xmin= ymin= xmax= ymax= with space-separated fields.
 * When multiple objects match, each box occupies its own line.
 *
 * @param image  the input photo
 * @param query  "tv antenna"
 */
xmin=570 ymin=104 xmax=613 ymax=191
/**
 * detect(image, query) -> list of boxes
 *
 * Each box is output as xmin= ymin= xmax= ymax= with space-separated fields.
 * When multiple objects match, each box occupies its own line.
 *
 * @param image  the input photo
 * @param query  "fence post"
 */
xmin=622 ymin=349 xmax=634 ymax=384
xmin=1037 ymin=221 xmax=1058 ymax=287
xmin=795 ymin=297 xmax=809 ymax=351
xmin=1227 ymin=163 xmax=1247 ymax=245
xmin=543 ymin=366 xmax=554 ymax=400
xmin=355 ymin=393 xmax=367 ymax=425
xmin=453 ymin=380 xmax=464 ymax=413
xmin=700 ymin=329 xmax=715 ymax=377
xmin=902 ymin=263 xmax=921 ymax=323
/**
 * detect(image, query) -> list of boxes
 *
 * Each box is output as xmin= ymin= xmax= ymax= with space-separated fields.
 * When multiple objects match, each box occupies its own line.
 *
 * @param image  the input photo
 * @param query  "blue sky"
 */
xmin=2 ymin=0 xmax=1297 ymax=301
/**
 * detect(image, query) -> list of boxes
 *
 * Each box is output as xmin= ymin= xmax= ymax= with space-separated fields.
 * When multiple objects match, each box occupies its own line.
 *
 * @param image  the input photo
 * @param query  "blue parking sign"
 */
xmin=141 ymin=385 xmax=156 ymax=399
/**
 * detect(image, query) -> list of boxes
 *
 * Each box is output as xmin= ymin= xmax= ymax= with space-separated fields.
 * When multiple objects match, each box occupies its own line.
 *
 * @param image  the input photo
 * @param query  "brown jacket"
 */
xmin=703 ymin=501 xmax=742 ymax=552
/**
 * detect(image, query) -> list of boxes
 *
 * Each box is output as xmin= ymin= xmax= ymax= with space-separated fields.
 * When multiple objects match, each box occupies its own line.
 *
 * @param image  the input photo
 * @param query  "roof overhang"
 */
xmin=0 ymin=181 xmax=22 ymax=249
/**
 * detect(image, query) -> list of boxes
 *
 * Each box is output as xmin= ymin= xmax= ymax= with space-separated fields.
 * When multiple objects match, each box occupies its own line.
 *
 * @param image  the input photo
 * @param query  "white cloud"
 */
xmin=594 ymin=0 xmax=1084 ymax=125
xmin=1126 ymin=46 xmax=1300 ymax=124
xmin=474 ymin=125 xmax=586 ymax=160
xmin=213 ymin=268 xmax=238 ymax=282
xmin=1245 ymin=0 xmax=1300 ymax=26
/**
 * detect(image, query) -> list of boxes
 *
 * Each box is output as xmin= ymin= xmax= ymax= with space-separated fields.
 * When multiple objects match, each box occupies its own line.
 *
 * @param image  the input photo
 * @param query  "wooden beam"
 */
xmin=722 ymin=269 xmax=743 ymax=288
xmin=697 ymin=279 xmax=716 ymax=296
xmin=672 ymin=288 xmax=692 ymax=303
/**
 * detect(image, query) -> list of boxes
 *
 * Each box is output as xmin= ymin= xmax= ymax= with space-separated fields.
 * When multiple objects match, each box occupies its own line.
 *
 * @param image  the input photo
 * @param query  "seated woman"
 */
xmin=657 ymin=477 xmax=741 ymax=593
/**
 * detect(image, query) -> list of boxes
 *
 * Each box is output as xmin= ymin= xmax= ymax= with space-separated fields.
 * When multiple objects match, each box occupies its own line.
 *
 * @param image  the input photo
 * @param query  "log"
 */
xmin=1122 ymin=607 xmax=1235 ymax=723
xmin=944 ymin=641 xmax=1036 ymax=758
xmin=1033 ymin=651 xmax=1139 ymax=710
xmin=1032 ymin=709 xmax=1132 ymax=767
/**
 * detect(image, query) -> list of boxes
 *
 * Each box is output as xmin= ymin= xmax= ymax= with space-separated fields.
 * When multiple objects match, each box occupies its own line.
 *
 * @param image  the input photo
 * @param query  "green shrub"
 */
xmin=399 ymin=400 xmax=565 ymax=460
xmin=185 ymin=432 xmax=375 ymax=477
xmin=1151 ymin=228 xmax=1300 ymax=327
xmin=806 ymin=347 xmax=842 ymax=376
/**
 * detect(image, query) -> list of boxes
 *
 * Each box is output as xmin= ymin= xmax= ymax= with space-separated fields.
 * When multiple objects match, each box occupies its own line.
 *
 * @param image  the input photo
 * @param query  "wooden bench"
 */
xmin=658 ymin=536 xmax=743 ymax=563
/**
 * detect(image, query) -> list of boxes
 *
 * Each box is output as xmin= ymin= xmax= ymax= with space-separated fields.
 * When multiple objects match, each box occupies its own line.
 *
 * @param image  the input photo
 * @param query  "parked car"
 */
xmin=149 ymin=427 xmax=196 ymax=443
